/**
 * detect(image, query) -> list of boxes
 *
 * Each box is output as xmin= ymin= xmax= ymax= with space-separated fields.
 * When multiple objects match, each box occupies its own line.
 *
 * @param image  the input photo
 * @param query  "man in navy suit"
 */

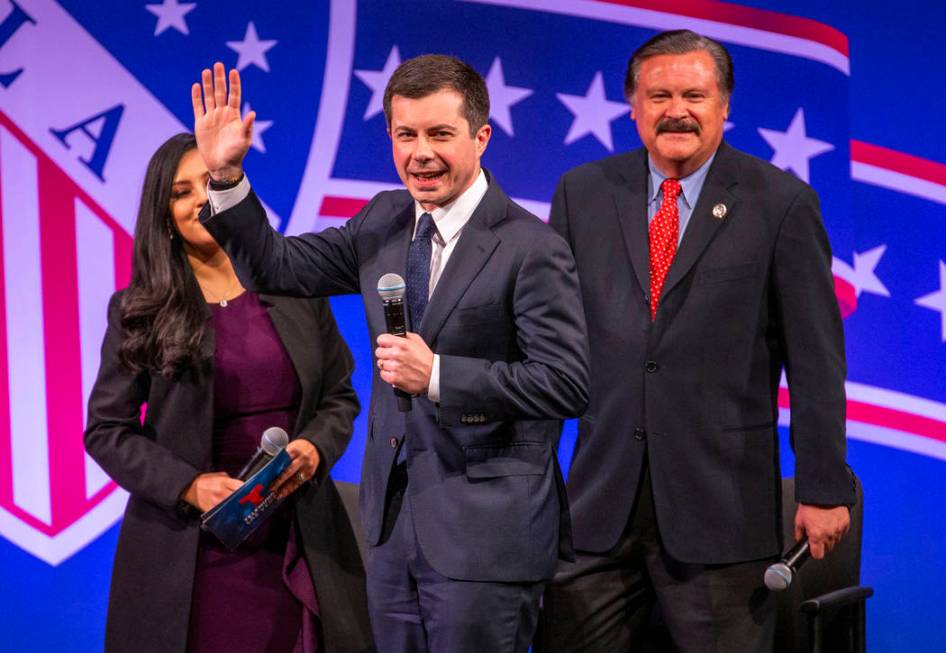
xmin=537 ymin=30 xmax=855 ymax=652
xmin=191 ymin=56 xmax=589 ymax=652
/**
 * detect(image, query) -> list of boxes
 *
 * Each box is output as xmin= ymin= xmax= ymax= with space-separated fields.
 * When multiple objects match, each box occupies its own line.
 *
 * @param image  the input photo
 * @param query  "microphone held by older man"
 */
xmin=764 ymin=538 xmax=812 ymax=591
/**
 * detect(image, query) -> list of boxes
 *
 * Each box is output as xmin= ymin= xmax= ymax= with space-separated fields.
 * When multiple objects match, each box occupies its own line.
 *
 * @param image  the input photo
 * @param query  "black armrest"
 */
xmin=800 ymin=586 xmax=874 ymax=615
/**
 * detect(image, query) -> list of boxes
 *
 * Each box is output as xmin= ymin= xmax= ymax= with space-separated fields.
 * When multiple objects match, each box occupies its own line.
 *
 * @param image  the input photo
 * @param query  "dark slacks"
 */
xmin=366 ymin=463 xmax=544 ymax=653
xmin=537 ymin=465 xmax=776 ymax=653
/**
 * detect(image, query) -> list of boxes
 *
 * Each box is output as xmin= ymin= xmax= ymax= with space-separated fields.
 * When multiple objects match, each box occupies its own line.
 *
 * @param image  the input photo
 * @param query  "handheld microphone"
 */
xmin=764 ymin=539 xmax=811 ymax=591
xmin=378 ymin=273 xmax=412 ymax=412
xmin=236 ymin=427 xmax=289 ymax=481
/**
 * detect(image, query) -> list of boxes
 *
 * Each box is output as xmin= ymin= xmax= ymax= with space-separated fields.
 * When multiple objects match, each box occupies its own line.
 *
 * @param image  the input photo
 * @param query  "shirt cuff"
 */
xmin=207 ymin=174 xmax=251 ymax=215
xmin=427 ymin=354 xmax=441 ymax=403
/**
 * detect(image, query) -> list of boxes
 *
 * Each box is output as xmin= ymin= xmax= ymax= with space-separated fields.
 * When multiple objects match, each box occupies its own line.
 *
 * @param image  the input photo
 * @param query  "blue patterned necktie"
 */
xmin=407 ymin=212 xmax=437 ymax=329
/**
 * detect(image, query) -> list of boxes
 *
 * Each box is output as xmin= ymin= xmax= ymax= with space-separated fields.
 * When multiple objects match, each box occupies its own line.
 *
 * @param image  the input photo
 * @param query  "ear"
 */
xmin=629 ymin=95 xmax=638 ymax=121
xmin=474 ymin=123 xmax=492 ymax=157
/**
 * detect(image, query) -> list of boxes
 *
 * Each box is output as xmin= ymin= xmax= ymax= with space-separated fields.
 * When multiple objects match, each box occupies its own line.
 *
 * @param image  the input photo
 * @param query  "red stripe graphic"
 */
xmin=833 ymin=274 xmax=856 ymax=319
xmin=0 ymin=134 xmax=12 ymax=518
xmin=38 ymin=157 xmax=87 ymax=533
xmin=319 ymin=195 xmax=370 ymax=219
xmin=850 ymin=139 xmax=946 ymax=188
xmin=597 ymin=0 xmax=849 ymax=56
xmin=779 ymin=389 xmax=946 ymax=446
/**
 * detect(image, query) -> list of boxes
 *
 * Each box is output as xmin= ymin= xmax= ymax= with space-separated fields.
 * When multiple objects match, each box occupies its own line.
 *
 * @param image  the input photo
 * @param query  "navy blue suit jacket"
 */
xmin=203 ymin=173 xmax=589 ymax=582
xmin=551 ymin=142 xmax=855 ymax=564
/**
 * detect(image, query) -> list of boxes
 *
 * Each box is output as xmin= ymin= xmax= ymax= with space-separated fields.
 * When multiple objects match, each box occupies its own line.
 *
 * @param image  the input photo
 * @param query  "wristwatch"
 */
xmin=208 ymin=171 xmax=245 ymax=191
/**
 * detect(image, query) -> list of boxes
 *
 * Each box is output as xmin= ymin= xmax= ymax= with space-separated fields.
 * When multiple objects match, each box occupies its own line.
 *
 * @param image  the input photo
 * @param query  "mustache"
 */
xmin=656 ymin=118 xmax=700 ymax=135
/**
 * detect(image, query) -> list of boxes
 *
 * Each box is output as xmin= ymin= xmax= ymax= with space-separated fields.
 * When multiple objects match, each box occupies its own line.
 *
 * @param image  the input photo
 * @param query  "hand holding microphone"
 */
xmin=185 ymin=427 xmax=289 ymax=512
xmin=376 ymin=273 xmax=435 ymax=406
xmin=236 ymin=426 xmax=289 ymax=480
xmin=764 ymin=538 xmax=811 ymax=591
xmin=377 ymin=273 xmax=413 ymax=411
xmin=273 ymin=439 xmax=322 ymax=499
xmin=765 ymin=503 xmax=851 ymax=591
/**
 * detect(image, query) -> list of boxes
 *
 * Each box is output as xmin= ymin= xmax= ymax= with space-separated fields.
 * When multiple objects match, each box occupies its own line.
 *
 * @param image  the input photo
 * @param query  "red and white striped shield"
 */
xmin=0 ymin=112 xmax=132 ymax=565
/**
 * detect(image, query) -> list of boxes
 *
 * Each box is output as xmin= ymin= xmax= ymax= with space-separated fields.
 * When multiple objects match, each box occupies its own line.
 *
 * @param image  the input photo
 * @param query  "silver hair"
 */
xmin=624 ymin=30 xmax=734 ymax=104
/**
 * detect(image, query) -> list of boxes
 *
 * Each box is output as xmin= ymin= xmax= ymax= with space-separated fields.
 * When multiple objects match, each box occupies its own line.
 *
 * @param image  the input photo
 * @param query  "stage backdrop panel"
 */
xmin=0 ymin=1 xmax=943 ymax=651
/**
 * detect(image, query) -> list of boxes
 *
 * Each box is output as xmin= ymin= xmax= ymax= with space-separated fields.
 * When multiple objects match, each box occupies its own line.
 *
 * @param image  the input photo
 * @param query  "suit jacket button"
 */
xmin=634 ymin=428 xmax=646 ymax=441
xmin=389 ymin=436 xmax=398 ymax=448
xmin=645 ymin=360 xmax=659 ymax=373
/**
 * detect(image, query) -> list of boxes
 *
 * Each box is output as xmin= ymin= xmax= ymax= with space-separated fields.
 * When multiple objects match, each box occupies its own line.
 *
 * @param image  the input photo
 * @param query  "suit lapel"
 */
xmin=375 ymin=202 xmax=416 ymax=288
xmin=419 ymin=174 xmax=503 ymax=344
xmin=261 ymin=295 xmax=318 ymax=435
xmin=612 ymin=151 xmax=651 ymax=298
xmin=660 ymin=142 xmax=740 ymax=299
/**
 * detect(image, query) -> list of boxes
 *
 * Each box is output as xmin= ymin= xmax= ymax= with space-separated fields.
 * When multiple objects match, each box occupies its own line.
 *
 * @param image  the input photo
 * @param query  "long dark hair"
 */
xmin=119 ymin=133 xmax=208 ymax=377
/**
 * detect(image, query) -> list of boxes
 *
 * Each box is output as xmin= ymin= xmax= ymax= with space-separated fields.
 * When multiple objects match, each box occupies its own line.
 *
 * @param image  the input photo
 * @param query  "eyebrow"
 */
xmin=393 ymin=123 xmax=458 ymax=132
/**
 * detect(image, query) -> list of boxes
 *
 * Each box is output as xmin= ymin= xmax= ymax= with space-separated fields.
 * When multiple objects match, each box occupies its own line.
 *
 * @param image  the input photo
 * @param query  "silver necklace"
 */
xmin=202 ymin=278 xmax=240 ymax=307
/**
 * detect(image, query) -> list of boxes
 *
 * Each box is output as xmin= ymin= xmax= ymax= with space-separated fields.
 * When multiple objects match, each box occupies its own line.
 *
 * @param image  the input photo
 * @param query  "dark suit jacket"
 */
xmin=84 ymin=292 xmax=374 ymax=653
xmin=551 ymin=142 xmax=855 ymax=564
xmin=202 ymin=172 xmax=590 ymax=582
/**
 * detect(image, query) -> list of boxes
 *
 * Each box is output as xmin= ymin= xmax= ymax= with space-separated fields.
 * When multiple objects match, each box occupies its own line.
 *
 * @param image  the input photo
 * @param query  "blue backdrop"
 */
xmin=0 ymin=1 xmax=943 ymax=651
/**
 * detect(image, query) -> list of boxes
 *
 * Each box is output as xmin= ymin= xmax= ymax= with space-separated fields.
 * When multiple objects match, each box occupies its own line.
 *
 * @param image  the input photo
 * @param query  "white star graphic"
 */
xmin=758 ymin=108 xmax=834 ymax=182
xmin=145 ymin=0 xmax=196 ymax=36
xmin=851 ymin=245 xmax=890 ymax=298
xmin=354 ymin=46 xmax=401 ymax=120
xmin=485 ymin=58 xmax=532 ymax=137
xmin=915 ymin=261 xmax=946 ymax=342
xmin=243 ymin=103 xmax=273 ymax=154
xmin=557 ymin=72 xmax=629 ymax=151
xmin=226 ymin=22 xmax=277 ymax=73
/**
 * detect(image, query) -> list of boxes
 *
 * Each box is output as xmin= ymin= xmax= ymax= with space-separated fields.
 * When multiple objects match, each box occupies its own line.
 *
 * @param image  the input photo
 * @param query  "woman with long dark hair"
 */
xmin=85 ymin=133 xmax=373 ymax=653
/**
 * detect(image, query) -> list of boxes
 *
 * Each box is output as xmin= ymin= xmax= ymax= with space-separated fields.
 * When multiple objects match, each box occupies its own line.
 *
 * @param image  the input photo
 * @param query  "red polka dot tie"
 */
xmin=648 ymin=178 xmax=681 ymax=320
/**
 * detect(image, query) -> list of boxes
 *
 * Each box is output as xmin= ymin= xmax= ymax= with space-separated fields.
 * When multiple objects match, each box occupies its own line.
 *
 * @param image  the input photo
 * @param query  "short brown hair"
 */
xmin=624 ymin=30 xmax=734 ymax=104
xmin=383 ymin=54 xmax=490 ymax=136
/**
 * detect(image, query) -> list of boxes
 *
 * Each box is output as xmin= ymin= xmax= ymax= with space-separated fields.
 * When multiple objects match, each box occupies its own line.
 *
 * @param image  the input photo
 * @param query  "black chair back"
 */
xmin=774 ymin=476 xmax=867 ymax=653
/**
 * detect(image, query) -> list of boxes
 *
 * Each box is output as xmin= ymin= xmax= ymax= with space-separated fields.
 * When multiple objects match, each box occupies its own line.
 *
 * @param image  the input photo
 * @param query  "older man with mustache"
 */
xmin=536 ymin=29 xmax=855 ymax=653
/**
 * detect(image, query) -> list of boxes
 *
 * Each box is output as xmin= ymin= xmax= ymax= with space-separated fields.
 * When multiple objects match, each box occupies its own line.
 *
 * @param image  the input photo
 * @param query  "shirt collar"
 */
xmin=414 ymin=169 xmax=488 ymax=243
xmin=647 ymin=150 xmax=717 ymax=209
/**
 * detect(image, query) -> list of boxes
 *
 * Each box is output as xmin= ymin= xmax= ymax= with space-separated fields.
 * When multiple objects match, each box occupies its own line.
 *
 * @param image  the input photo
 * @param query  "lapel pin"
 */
xmin=712 ymin=203 xmax=728 ymax=220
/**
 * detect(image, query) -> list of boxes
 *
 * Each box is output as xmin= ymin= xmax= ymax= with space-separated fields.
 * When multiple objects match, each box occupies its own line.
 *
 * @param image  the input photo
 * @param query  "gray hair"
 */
xmin=624 ymin=30 xmax=734 ymax=104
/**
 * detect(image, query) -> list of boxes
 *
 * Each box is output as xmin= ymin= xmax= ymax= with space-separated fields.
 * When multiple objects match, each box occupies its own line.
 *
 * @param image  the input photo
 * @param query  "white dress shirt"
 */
xmin=207 ymin=169 xmax=490 ymax=403
xmin=412 ymin=169 xmax=488 ymax=402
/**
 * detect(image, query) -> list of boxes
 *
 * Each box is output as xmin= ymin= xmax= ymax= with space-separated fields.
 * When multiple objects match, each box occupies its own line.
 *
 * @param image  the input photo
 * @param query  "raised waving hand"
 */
xmin=191 ymin=62 xmax=255 ymax=182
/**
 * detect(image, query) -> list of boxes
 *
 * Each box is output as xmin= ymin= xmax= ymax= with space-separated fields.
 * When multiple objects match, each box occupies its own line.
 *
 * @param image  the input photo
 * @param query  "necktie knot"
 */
xmin=661 ymin=177 xmax=681 ymax=201
xmin=415 ymin=212 xmax=437 ymax=241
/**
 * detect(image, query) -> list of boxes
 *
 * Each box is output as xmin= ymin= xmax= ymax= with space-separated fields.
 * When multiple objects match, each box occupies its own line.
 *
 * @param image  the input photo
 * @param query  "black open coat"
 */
xmin=85 ymin=291 xmax=373 ymax=653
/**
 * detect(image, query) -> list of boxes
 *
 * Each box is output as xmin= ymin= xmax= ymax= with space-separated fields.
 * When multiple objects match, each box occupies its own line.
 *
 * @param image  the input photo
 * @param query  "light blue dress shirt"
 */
xmin=647 ymin=152 xmax=717 ymax=245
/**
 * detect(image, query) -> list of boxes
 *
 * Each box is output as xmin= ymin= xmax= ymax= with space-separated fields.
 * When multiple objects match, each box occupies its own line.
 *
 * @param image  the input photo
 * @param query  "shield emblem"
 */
xmin=0 ymin=112 xmax=132 ymax=565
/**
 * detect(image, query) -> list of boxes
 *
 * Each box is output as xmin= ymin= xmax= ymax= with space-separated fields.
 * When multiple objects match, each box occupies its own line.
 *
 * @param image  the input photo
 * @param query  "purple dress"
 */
xmin=187 ymin=292 xmax=319 ymax=652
